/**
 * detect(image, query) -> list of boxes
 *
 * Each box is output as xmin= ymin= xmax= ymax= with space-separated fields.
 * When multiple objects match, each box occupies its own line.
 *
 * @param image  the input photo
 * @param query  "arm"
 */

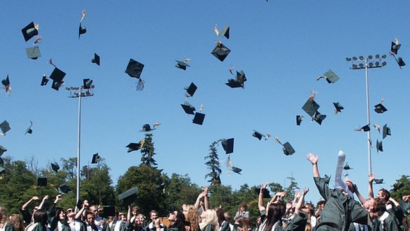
xmin=194 ymin=189 xmax=205 ymax=209
xmin=21 ymin=196 xmax=39 ymax=210
xmin=203 ymin=187 xmax=210 ymax=211
xmin=307 ymin=153 xmax=320 ymax=178
xmin=258 ymin=183 xmax=268 ymax=211
xmin=354 ymin=185 xmax=367 ymax=205
xmin=294 ymin=188 xmax=309 ymax=215
xmin=75 ymin=200 xmax=89 ymax=220
xmin=127 ymin=206 xmax=131 ymax=222
xmin=368 ymin=173 xmax=375 ymax=199
xmin=38 ymin=195 xmax=49 ymax=210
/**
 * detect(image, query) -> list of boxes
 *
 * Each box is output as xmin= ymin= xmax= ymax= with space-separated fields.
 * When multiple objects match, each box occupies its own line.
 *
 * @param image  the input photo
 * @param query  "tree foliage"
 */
xmin=204 ymin=141 xmax=222 ymax=185
xmin=140 ymin=133 xmax=157 ymax=167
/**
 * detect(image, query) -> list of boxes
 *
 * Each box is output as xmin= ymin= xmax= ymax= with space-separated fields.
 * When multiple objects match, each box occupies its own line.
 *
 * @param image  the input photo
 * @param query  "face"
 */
xmin=66 ymin=208 xmax=75 ymax=217
xmin=150 ymin=212 xmax=158 ymax=221
xmin=240 ymin=206 xmax=245 ymax=212
xmin=90 ymin=208 xmax=99 ymax=217
xmin=377 ymin=190 xmax=385 ymax=200
xmin=135 ymin=216 xmax=144 ymax=226
xmin=87 ymin=214 xmax=95 ymax=224
xmin=59 ymin=211 xmax=66 ymax=220
xmin=363 ymin=198 xmax=375 ymax=212
xmin=168 ymin=212 xmax=176 ymax=223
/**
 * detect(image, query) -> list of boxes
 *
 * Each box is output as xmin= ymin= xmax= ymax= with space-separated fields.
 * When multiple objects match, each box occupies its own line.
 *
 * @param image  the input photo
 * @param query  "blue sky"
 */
xmin=1 ymin=1 xmax=409 ymax=203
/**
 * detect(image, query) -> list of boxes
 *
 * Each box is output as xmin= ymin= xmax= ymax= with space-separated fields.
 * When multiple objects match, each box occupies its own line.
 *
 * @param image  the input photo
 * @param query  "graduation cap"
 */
xmin=255 ymin=188 xmax=271 ymax=198
xmin=296 ymin=115 xmax=303 ymax=126
xmin=397 ymin=57 xmax=406 ymax=68
xmin=92 ymin=53 xmax=100 ymax=66
xmin=317 ymin=69 xmax=339 ymax=83
xmin=91 ymin=153 xmax=100 ymax=164
xmin=193 ymin=112 xmax=205 ymax=125
xmin=0 ymin=121 xmax=11 ymax=136
xmin=275 ymin=137 xmax=295 ymax=155
xmin=374 ymin=124 xmax=381 ymax=133
xmin=79 ymin=23 xmax=86 ymax=39
xmin=51 ymin=162 xmax=60 ymax=172
xmin=49 ymin=68 xmax=66 ymax=91
xmin=184 ymin=82 xmax=197 ymax=97
xmin=226 ymin=70 xmax=247 ymax=88
xmin=125 ymin=59 xmax=144 ymax=79
xmin=214 ymin=25 xmax=230 ymax=39
xmin=25 ymin=121 xmax=33 ymax=135
xmin=181 ymin=102 xmax=196 ymax=115
xmin=390 ymin=38 xmax=401 ymax=55
xmin=141 ymin=123 xmax=160 ymax=132
xmin=0 ymin=145 xmax=7 ymax=156
xmin=103 ymin=207 xmax=115 ymax=218
xmin=374 ymin=179 xmax=384 ymax=184
xmin=374 ymin=102 xmax=387 ymax=114
xmin=211 ymin=41 xmax=231 ymax=62
xmin=126 ymin=141 xmax=144 ymax=153
xmin=83 ymin=79 xmax=93 ymax=89
xmin=58 ymin=184 xmax=71 ymax=194
xmin=231 ymin=166 xmax=242 ymax=174
xmin=221 ymin=138 xmax=234 ymax=154
xmin=376 ymin=140 xmax=383 ymax=152
xmin=343 ymin=162 xmax=352 ymax=170
xmin=22 ymin=22 xmax=39 ymax=42
xmin=302 ymin=95 xmax=320 ymax=117
xmin=37 ymin=177 xmax=47 ymax=187
xmin=175 ymin=59 xmax=190 ymax=70
xmin=41 ymin=75 xmax=49 ymax=86
xmin=333 ymin=102 xmax=344 ymax=114
xmin=26 ymin=46 xmax=41 ymax=59
xmin=382 ymin=124 xmax=391 ymax=139
xmin=119 ymin=187 xmax=138 ymax=206
xmin=2 ymin=75 xmax=11 ymax=93
xmin=324 ymin=174 xmax=331 ymax=184
xmin=252 ymin=130 xmax=269 ymax=140
xmin=355 ymin=124 xmax=370 ymax=132
xmin=313 ymin=111 xmax=326 ymax=125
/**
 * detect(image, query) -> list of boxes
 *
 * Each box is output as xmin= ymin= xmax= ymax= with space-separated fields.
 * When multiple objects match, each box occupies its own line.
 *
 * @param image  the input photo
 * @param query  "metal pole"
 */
xmin=76 ymin=88 xmax=82 ymax=204
xmin=364 ymin=59 xmax=372 ymax=175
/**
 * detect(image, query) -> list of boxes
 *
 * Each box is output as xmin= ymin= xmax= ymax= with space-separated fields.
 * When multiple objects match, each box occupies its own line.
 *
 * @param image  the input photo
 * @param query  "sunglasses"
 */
xmin=67 ymin=209 xmax=73 ymax=213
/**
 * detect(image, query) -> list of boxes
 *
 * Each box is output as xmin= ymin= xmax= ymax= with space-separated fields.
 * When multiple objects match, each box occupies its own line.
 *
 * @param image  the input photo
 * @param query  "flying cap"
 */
xmin=343 ymin=162 xmax=352 ymax=170
xmin=282 ymin=142 xmax=295 ymax=156
xmin=141 ymin=124 xmax=156 ymax=132
xmin=317 ymin=70 xmax=339 ymax=83
xmin=231 ymin=166 xmax=242 ymax=174
xmin=226 ymin=70 xmax=247 ymax=88
xmin=41 ymin=75 xmax=49 ymax=86
xmin=126 ymin=142 xmax=143 ymax=153
xmin=83 ymin=79 xmax=93 ymax=89
xmin=193 ymin=112 xmax=205 ymax=125
xmin=175 ymin=60 xmax=190 ymax=70
xmin=212 ymin=42 xmax=231 ymax=62
xmin=0 ymin=145 xmax=7 ymax=156
xmin=296 ymin=115 xmax=303 ymax=126
xmin=79 ymin=23 xmax=86 ymax=39
xmin=355 ymin=124 xmax=370 ymax=132
xmin=185 ymin=82 xmax=197 ymax=97
xmin=103 ymin=207 xmax=115 ymax=218
xmin=397 ymin=57 xmax=406 ymax=68
xmin=26 ymin=46 xmax=41 ymax=60
xmin=218 ymin=25 xmax=230 ymax=39
xmin=49 ymin=68 xmax=66 ymax=91
xmin=125 ymin=59 xmax=144 ymax=79
xmin=51 ymin=163 xmax=60 ymax=172
xmin=221 ymin=138 xmax=234 ymax=154
xmin=91 ymin=153 xmax=100 ymax=164
xmin=92 ymin=53 xmax=100 ymax=66
xmin=313 ymin=111 xmax=326 ymax=125
xmin=255 ymin=188 xmax=270 ymax=198
xmin=302 ymin=97 xmax=320 ymax=117
xmin=2 ymin=76 xmax=10 ymax=91
xmin=119 ymin=187 xmax=138 ymax=206
xmin=382 ymin=124 xmax=391 ymax=139
xmin=58 ymin=184 xmax=71 ymax=194
xmin=333 ymin=102 xmax=344 ymax=114
xmin=25 ymin=121 xmax=33 ymax=135
xmin=391 ymin=39 xmax=401 ymax=55
xmin=376 ymin=140 xmax=383 ymax=152
xmin=374 ymin=179 xmax=384 ymax=184
xmin=374 ymin=103 xmax=387 ymax=114
xmin=37 ymin=177 xmax=47 ymax=186
xmin=252 ymin=130 xmax=268 ymax=140
xmin=0 ymin=121 xmax=11 ymax=135
xmin=22 ymin=22 xmax=39 ymax=42
xmin=181 ymin=102 xmax=196 ymax=115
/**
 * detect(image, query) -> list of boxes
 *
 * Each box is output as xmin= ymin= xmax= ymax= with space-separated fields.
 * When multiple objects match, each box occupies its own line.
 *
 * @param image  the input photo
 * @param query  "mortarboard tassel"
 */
xmin=33 ymin=36 xmax=42 ymax=45
xmin=374 ymin=124 xmax=380 ymax=133
xmin=153 ymin=122 xmax=161 ymax=128
xmin=229 ymin=65 xmax=235 ymax=75
xmin=213 ymin=25 xmax=219 ymax=36
xmin=49 ymin=58 xmax=57 ymax=68
xmin=136 ymin=78 xmax=144 ymax=91
xmin=80 ymin=10 xmax=86 ymax=23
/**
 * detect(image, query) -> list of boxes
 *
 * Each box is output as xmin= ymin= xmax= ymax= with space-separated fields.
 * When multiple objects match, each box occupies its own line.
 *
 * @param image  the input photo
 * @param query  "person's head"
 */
xmin=66 ymin=208 xmax=75 ymax=218
xmin=89 ymin=205 xmax=99 ymax=218
xmin=33 ymin=209 xmax=48 ymax=226
xmin=264 ymin=202 xmax=285 ymax=231
xmin=199 ymin=210 xmax=218 ymax=231
xmin=132 ymin=206 xmax=140 ymax=216
xmin=0 ymin=206 xmax=8 ymax=224
xmin=372 ymin=198 xmax=386 ymax=216
xmin=9 ymin=214 xmax=25 ymax=231
xmin=362 ymin=198 xmax=375 ymax=211
xmin=149 ymin=210 xmax=158 ymax=222
xmin=185 ymin=205 xmax=199 ymax=231
xmin=304 ymin=203 xmax=314 ymax=215
xmin=316 ymin=200 xmax=325 ymax=210
xmin=235 ymin=217 xmax=250 ymax=231
xmin=86 ymin=212 xmax=95 ymax=224
xmin=117 ymin=212 xmax=125 ymax=221
xmin=133 ymin=214 xmax=145 ymax=227
xmin=239 ymin=203 xmax=247 ymax=212
xmin=377 ymin=189 xmax=390 ymax=203
xmin=215 ymin=208 xmax=225 ymax=225
xmin=223 ymin=212 xmax=231 ymax=222
xmin=56 ymin=207 xmax=65 ymax=221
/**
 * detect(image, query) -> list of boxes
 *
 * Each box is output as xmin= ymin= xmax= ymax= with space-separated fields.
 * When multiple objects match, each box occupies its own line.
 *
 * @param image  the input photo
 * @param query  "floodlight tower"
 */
xmin=346 ymin=55 xmax=386 ymax=175
xmin=66 ymin=80 xmax=94 ymax=205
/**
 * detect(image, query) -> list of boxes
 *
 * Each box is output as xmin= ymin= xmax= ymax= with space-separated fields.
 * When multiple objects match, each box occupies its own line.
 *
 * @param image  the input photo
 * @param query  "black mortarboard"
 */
xmin=252 ymin=131 xmax=264 ymax=140
xmin=255 ymin=188 xmax=271 ymax=198
xmin=376 ymin=140 xmax=383 ymax=152
xmin=79 ymin=23 xmax=86 ymax=39
xmin=296 ymin=115 xmax=303 ymax=126
xmin=313 ymin=111 xmax=326 ymax=125
xmin=58 ymin=184 xmax=71 ymax=194
xmin=37 ymin=177 xmax=47 ymax=186
xmin=126 ymin=142 xmax=142 ymax=153
xmin=175 ymin=60 xmax=190 ymax=70
xmin=26 ymin=46 xmax=41 ymax=60
xmin=231 ymin=166 xmax=242 ymax=174
xmin=91 ymin=153 xmax=100 ymax=164
xmin=22 ymin=22 xmax=38 ymax=42
xmin=391 ymin=40 xmax=401 ymax=55
xmin=282 ymin=142 xmax=295 ymax=156
xmin=333 ymin=102 xmax=344 ymax=113
xmin=25 ymin=121 xmax=33 ymax=135
xmin=49 ymin=68 xmax=66 ymax=91
xmin=0 ymin=120 xmax=11 ymax=135
xmin=185 ymin=82 xmax=197 ymax=97
xmin=355 ymin=124 xmax=370 ymax=132
xmin=374 ymin=179 xmax=384 ymax=184
xmin=141 ymin=124 xmax=155 ymax=132
xmin=2 ymin=76 xmax=10 ymax=90
xmin=221 ymin=138 xmax=234 ymax=154
xmin=302 ymin=98 xmax=320 ymax=117
xmin=324 ymin=174 xmax=331 ymax=184
xmin=0 ymin=145 xmax=7 ymax=156
xmin=181 ymin=102 xmax=196 ymax=115
xmin=397 ymin=57 xmax=406 ymax=68
xmin=83 ymin=79 xmax=93 ymax=89
xmin=103 ymin=207 xmax=115 ymax=218
xmin=218 ymin=25 xmax=230 ymax=39
xmin=374 ymin=103 xmax=387 ymax=114
xmin=226 ymin=70 xmax=247 ymax=88
xmin=383 ymin=124 xmax=391 ymax=139
xmin=211 ymin=42 xmax=231 ymax=62
xmin=51 ymin=163 xmax=60 ymax=172
xmin=119 ymin=187 xmax=138 ymax=206
xmin=41 ymin=75 xmax=49 ymax=86
xmin=343 ymin=162 xmax=352 ymax=170
xmin=125 ymin=59 xmax=144 ymax=79
xmin=92 ymin=53 xmax=100 ymax=66
xmin=193 ymin=112 xmax=205 ymax=125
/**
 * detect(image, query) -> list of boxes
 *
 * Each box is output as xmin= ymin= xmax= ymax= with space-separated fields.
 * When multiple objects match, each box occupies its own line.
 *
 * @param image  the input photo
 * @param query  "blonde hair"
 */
xmin=199 ymin=210 xmax=219 ymax=231
xmin=0 ymin=206 xmax=8 ymax=225
xmin=186 ymin=205 xmax=199 ymax=231
xmin=9 ymin=214 xmax=25 ymax=231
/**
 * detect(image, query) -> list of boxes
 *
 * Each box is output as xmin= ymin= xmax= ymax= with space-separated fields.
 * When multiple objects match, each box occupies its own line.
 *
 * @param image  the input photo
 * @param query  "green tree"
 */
xmin=204 ymin=141 xmax=221 ymax=185
xmin=390 ymin=175 xmax=410 ymax=202
xmin=141 ymin=133 xmax=157 ymax=167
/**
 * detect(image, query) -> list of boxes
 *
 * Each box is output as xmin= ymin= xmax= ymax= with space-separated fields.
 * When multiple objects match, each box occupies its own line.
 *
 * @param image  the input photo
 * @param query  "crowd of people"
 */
xmin=1 ymin=152 xmax=410 ymax=231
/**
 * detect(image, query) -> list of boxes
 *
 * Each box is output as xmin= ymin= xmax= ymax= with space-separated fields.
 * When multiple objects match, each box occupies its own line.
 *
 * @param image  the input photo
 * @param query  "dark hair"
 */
xmin=239 ymin=203 xmax=247 ymax=210
xmin=33 ymin=209 xmax=48 ymax=226
xmin=373 ymin=198 xmax=386 ymax=214
xmin=263 ymin=202 xmax=284 ymax=231
xmin=215 ymin=208 xmax=225 ymax=225
xmin=379 ymin=189 xmax=390 ymax=201
xmin=169 ymin=211 xmax=186 ymax=231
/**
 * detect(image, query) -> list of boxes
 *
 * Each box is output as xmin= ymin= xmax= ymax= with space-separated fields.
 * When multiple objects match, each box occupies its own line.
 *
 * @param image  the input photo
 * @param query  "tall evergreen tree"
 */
xmin=140 ymin=133 xmax=158 ymax=167
xmin=204 ymin=141 xmax=222 ymax=185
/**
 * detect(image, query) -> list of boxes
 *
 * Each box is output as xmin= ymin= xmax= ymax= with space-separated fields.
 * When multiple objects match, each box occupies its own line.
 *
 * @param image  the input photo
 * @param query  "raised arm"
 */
xmin=258 ymin=183 xmax=268 ymax=211
xmin=127 ymin=206 xmax=131 ymax=222
xmin=38 ymin=195 xmax=49 ymax=210
xmin=307 ymin=153 xmax=320 ymax=178
xmin=354 ymin=184 xmax=367 ymax=205
xmin=368 ymin=173 xmax=375 ymax=199
xmin=203 ymin=187 xmax=210 ymax=211
xmin=294 ymin=188 xmax=309 ymax=215
xmin=75 ymin=200 xmax=89 ymax=220
xmin=22 ymin=196 xmax=39 ymax=210
xmin=194 ymin=188 xmax=205 ymax=209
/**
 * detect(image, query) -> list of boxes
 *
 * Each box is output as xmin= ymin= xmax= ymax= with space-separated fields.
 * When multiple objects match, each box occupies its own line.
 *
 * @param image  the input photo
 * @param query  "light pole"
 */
xmin=66 ymin=80 xmax=94 ymax=205
xmin=346 ymin=55 xmax=386 ymax=175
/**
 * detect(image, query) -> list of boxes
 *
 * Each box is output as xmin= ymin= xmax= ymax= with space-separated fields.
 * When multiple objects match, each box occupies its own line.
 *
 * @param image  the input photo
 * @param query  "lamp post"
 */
xmin=346 ymin=55 xmax=386 ymax=175
xmin=66 ymin=80 xmax=94 ymax=204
